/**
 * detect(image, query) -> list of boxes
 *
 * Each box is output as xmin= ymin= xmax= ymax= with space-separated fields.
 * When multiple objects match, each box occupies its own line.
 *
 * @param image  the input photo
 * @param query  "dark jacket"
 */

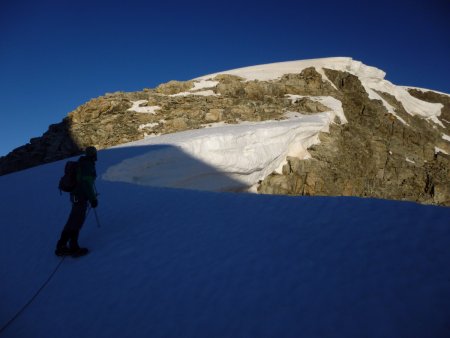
xmin=72 ymin=156 xmax=97 ymax=202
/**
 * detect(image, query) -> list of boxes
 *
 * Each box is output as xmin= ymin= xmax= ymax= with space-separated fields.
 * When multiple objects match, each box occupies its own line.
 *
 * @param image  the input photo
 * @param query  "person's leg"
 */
xmin=69 ymin=229 xmax=81 ymax=250
xmin=68 ymin=197 xmax=88 ymax=251
xmin=56 ymin=196 xmax=88 ymax=253
xmin=56 ymin=230 xmax=71 ymax=249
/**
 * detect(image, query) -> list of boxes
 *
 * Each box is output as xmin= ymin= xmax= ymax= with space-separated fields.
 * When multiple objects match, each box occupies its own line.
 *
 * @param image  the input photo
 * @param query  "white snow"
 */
xmin=443 ymin=134 xmax=450 ymax=142
xmin=103 ymin=113 xmax=333 ymax=191
xmin=0 ymin=149 xmax=449 ymax=338
xmin=367 ymin=79 xmax=444 ymax=127
xmin=138 ymin=123 xmax=159 ymax=131
xmin=402 ymin=86 xmax=450 ymax=98
xmin=286 ymin=94 xmax=347 ymax=124
xmin=195 ymin=57 xmax=445 ymax=126
xmin=170 ymin=90 xmax=219 ymax=97
xmin=190 ymin=79 xmax=219 ymax=91
xmin=194 ymin=57 xmax=369 ymax=83
xmin=128 ymin=100 xmax=161 ymax=114
xmin=435 ymin=147 xmax=449 ymax=155
xmin=166 ymin=79 xmax=220 ymax=97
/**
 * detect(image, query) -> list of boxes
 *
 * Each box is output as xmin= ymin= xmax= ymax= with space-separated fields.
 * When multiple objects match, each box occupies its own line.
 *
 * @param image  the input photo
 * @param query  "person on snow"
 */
xmin=55 ymin=146 xmax=99 ymax=257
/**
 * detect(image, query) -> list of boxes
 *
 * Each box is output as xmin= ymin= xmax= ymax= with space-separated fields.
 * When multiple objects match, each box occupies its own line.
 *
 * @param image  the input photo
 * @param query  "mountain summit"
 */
xmin=1 ymin=57 xmax=449 ymax=205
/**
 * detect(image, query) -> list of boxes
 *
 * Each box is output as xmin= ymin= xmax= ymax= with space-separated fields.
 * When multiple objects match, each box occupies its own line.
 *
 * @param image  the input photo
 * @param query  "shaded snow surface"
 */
xmin=1 ymin=146 xmax=450 ymax=338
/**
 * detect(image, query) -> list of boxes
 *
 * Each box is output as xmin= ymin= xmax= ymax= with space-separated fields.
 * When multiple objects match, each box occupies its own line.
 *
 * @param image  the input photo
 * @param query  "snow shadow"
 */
xmin=95 ymin=144 xmax=248 ymax=192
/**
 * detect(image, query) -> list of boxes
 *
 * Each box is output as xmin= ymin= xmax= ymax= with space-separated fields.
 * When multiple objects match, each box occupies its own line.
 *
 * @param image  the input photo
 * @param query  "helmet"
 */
xmin=85 ymin=146 xmax=97 ymax=160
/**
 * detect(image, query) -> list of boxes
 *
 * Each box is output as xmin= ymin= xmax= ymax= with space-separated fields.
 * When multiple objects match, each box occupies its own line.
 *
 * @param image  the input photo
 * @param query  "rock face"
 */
xmin=259 ymin=70 xmax=450 ymax=205
xmin=1 ymin=58 xmax=449 ymax=205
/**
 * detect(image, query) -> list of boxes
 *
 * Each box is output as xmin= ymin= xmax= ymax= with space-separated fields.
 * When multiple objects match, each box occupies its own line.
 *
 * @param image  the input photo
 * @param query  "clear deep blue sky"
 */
xmin=1 ymin=0 xmax=449 ymax=156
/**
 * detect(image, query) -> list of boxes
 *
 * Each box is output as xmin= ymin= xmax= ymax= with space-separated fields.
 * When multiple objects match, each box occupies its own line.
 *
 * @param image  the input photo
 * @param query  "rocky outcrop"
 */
xmin=1 ymin=60 xmax=449 ymax=205
xmin=0 ymin=119 xmax=80 ymax=176
xmin=258 ymin=70 xmax=450 ymax=205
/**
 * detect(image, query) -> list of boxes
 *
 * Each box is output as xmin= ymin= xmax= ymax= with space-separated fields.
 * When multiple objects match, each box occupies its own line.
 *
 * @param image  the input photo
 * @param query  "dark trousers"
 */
xmin=57 ymin=195 xmax=88 ymax=249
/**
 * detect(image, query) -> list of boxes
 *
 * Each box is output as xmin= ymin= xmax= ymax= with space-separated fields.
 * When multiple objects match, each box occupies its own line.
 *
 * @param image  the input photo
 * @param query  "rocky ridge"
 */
xmin=1 ymin=58 xmax=449 ymax=205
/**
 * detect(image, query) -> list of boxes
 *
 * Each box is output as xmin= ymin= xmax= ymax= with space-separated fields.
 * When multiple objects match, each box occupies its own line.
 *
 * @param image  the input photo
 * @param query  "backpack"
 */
xmin=58 ymin=161 xmax=79 ymax=192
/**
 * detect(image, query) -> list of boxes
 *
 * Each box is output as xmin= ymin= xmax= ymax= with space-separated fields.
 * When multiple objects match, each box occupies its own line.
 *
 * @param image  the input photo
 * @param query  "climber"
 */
xmin=55 ymin=146 xmax=98 ymax=257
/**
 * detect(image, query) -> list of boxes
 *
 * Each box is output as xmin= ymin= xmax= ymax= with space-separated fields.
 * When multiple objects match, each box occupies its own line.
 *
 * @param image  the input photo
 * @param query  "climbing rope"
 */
xmin=0 ymin=257 xmax=66 ymax=335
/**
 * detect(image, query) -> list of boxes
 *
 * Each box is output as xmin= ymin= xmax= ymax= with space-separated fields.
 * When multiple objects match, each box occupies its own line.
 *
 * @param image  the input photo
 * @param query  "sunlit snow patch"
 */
xmin=170 ymin=90 xmax=219 ymax=97
xmin=103 ymin=113 xmax=334 ymax=192
xmin=435 ymin=147 xmax=449 ymax=155
xmin=365 ymin=79 xmax=444 ymax=127
xmin=402 ymin=86 xmax=450 ymax=98
xmin=128 ymin=100 xmax=161 ymax=114
xmin=138 ymin=123 xmax=159 ymax=130
xmin=286 ymin=95 xmax=347 ymax=124
xmin=167 ymin=79 xmax=220 ymax=97
xmin=190 ymin=79 xmax=219 ymax=91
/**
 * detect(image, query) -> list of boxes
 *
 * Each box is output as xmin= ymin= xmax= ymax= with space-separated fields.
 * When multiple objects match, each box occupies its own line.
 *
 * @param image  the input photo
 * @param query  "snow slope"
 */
xmin=1 ymin=145 xmax=450 ymax=338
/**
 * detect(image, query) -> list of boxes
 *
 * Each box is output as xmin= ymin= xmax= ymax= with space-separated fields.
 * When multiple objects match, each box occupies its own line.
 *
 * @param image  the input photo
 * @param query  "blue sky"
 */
xmin=0 ymin=0 xmax=449 ymax=156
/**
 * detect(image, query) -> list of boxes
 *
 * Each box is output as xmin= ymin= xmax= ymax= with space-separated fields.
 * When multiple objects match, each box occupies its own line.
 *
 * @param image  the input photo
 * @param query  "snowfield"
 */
xmin=0 ymin=144 xmax=450 ymax=338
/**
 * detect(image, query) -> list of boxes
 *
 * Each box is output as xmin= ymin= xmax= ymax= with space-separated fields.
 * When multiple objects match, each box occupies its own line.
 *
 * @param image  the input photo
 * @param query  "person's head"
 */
xmin=85 ymin=146 xmax=97 ymax=161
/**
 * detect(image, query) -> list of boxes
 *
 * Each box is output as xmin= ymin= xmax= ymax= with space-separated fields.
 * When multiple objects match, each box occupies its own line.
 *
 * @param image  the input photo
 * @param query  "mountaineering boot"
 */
xmin=55 ymin=230 xmax=72 ymax=256
xmin=55 ymin=245 xmax=73 ymax=256
xmin=71 ymin=247 xmax=89 ymax=258
xmin=69 ymin=230 xmax=89 ymax=257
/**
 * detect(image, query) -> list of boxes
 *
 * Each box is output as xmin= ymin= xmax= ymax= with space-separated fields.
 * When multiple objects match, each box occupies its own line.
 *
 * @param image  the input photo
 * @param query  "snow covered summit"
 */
xmin=195 ymin=56 xmax=444 ymax=125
